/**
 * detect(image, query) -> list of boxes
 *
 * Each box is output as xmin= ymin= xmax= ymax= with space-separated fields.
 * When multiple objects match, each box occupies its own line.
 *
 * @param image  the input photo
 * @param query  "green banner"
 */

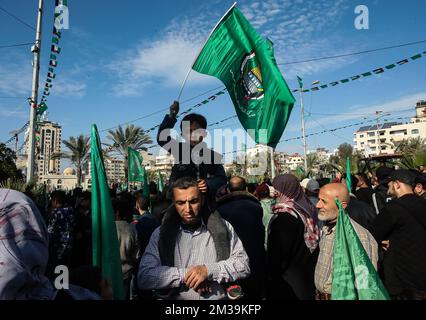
xmin=192 ymin=6 xmax=295 ymax=148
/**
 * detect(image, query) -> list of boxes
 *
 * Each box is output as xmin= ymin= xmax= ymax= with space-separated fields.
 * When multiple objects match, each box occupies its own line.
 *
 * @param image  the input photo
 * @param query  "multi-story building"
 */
xmin=354 ymin=101 xmax=426 ymax=156
xmin=87 ymin=157 xmax=126 ymax=184
xmin=25 ymin=121 xmax=62 ymax=178
xmin=155 ymin=153 xmax=175 ymax=176
xmin=140 ymin=150 xmax=156 ymax=170
xmin=286 ymin=153 xmax=304 ymax=171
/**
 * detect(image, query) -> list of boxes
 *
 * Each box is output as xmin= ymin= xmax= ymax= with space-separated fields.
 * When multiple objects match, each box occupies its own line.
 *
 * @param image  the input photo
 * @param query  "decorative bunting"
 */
xmin=293 ymin=51 xmax=425 ymax=93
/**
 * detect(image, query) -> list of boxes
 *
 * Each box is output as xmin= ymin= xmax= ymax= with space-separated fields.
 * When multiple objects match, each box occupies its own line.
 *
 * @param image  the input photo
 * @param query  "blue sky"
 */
xmin=1 ymin=0 xmax=426 ymax=167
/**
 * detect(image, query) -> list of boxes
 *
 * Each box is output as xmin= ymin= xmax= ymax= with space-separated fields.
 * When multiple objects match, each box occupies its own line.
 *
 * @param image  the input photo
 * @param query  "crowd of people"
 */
xmin=1 ymin=102 xmax=425 ymax=300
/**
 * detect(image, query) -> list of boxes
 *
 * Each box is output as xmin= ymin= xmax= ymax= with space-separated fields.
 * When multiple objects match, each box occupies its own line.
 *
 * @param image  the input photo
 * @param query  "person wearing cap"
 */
xmin=300 ymin=178 xmax=320 ymax=206
xmin=370 ymin=170 xmax=426 ymax=299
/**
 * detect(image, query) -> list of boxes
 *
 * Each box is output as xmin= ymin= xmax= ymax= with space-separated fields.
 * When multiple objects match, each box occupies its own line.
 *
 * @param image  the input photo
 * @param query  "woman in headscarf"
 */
xmin=266 ymin=174 xmax=320 ymax=300
xmin=0 ymin=188 xmax=101 ymax=300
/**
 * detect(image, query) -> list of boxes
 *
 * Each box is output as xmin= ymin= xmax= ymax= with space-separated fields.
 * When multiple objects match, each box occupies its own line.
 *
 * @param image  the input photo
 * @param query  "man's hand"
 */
xmin=184 ymin=265 xmax=208 ymax=290
xmin=169 ymin=100 xmax=179 ymax=119
xmin=196 ymin=281 xmax=212 ymax=295
xmin=197 ymin=179 xmax=208 ymax=193
xmin=381 ymin=240 xmax=390 ymax=251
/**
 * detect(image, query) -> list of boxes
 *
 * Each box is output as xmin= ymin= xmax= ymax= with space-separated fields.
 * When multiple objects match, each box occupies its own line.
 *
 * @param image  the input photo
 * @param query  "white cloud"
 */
xmin=0 ymin=59 xmax=32 ymax=96
xmin=0 ymin=108 xmax=27 ymax=118
xmin=107 ymin=0 xmax=355 ymax=96
xmin=107 ymin=12 xmax=222 ymax=96
xmin=51 ymin=78 xmax=87 ymax=97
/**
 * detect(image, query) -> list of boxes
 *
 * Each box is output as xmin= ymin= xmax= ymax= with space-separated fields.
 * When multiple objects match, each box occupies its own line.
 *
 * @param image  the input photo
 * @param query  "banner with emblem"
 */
xmin=192 ymin=4 xmax=295 ymax=148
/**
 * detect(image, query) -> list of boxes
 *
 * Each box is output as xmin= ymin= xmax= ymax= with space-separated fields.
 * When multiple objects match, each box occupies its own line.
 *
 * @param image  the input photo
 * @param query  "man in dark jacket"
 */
xmin=215 ymin=176 xmax=266 ymax=299
xmin=370 ymin=170 xmax=426 ymax=299
xmin=340 ymin=174 xmax=376 ymax=230
xmin=372 ymin=166 xmax=394 ymax=214
xmin=157 ymin=101 xmax=226 ymax=200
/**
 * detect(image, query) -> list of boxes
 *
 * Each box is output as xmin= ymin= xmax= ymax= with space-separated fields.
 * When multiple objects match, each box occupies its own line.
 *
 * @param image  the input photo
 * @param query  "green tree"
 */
xmin=52 ymin=135 xmax=90 ymax=187
xmin=0 ymin=143 xmax=23 ymax=183
xmin=395 ymin=137 xmax=426 ymax=169
xmin=106 ymin=124 xmax=153 ymax=180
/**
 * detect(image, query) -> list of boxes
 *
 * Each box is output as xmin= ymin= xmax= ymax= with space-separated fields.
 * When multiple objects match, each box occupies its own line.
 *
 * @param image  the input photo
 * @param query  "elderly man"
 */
xmin=314 ymin=183 xmax=378 ymax=300
xmin=138 ymin=177 xmax=250 ymax=300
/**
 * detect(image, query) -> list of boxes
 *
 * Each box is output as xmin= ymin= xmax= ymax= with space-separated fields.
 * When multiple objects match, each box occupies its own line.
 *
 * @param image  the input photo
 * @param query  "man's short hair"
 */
xmin=135 ymin=193 xmax=150 ymax=211
xmin=172 ymin=176 xmax=199 ymax=191
xmin=112 ymin=198 xmax=132 ymax=221
xmin=50 ymin=190 xmax=66 ymax=205
xmin=180 ymin=113 xmax=207 ymax=131
xmin=229 ymin=176 xmax=247 ymax=192
xmin=149 ymin=181 xmax=158 ymax=195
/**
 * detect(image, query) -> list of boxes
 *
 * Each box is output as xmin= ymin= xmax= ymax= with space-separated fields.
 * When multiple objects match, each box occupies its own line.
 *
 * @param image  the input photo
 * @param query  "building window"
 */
xmin=360 ymin=134 xmax=364 ymax=138
xmin=368 ymin=139 xmax=375 ymax=144
xmin=411 ymin=129 xmax=419 ymax=134
xmin=368 ymin=132 xmax=375 ymax=137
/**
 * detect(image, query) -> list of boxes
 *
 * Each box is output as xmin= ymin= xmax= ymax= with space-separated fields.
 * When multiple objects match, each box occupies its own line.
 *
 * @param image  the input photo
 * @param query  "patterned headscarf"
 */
xmin=0 ymin=188 xmax=56 ymax=299
xmin=271 ymin=174 xmax=320 ymax=252
xmin=0 ymin=189 xmax=101 ymax=300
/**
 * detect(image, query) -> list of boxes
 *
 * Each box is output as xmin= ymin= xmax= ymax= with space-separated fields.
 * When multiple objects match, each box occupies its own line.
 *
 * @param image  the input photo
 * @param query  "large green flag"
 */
xmin=91 ymin=124 xmax=125 ymax=300
xmin=192 ymin=5 xmax=295 ymax=148
xmin=128 ymin=147 xmax=144 ymax=182
xmin=332 ymin=200 xmax=390 ymax=300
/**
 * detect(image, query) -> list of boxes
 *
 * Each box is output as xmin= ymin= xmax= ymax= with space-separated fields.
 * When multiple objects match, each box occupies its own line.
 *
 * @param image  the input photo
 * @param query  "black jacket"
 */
xmin=370 ymin=194 xmax=426 ymax=295
xmin=346 ymin=195 xmax=376 ymax=231
xmin=216 ymin=191 xmax=266 ymax=299
xmin=157 ymin=115 xmax=226 ymax=197
xmin=266 ymin=213 xmax=318 ymax=300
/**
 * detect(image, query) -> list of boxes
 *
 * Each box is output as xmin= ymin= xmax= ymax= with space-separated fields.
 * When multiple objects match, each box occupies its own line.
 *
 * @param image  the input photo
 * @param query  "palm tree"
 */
xmin=52 ymin=135 xmax=90 ymax=186
xmin=106 ymin=124 xmax=153 ymax=179
xmin=395 ymin=137 xmax=426 ymax=169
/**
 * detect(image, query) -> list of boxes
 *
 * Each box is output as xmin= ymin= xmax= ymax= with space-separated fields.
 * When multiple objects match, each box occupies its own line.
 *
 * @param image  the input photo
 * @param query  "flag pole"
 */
xmin=176 ymin=2 xmax=237 ymax=101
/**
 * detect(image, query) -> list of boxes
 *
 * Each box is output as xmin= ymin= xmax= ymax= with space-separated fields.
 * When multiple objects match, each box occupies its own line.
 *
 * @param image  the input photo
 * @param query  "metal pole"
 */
xmin=299 ymin=89 xmax=308 ymax=173
xmin=27 ymin=0 xmax=44 ymax=183
xmin=376 ymin=111 xmax=382 ymax=155
xmin=270 ymin=147 xmax=276 ymax=179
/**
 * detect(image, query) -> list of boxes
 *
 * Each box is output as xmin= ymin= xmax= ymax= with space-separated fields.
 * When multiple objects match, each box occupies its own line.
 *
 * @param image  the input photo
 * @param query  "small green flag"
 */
xmin=331 ymin=199 xmax=390 ymax=300
xmin=192 ymin=5 xmax=295 ymax=148
xmin=128 ymin=147 xmax=144 ymax=182
xmin=346 ymin=157 xmax=351 ymax=193
xmin=91 ymin=124 xmax=125 ymax=300
xmin=297 ymin=75 xmax=303 ymax=89
xmin=157 ymin=171 xmax=164 ymax=193
xmin=142 ymin=166 xmax=149 ymax=197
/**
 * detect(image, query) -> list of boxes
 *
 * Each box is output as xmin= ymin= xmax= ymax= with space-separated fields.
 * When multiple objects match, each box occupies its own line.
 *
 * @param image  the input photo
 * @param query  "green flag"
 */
xmin=157 ymin=171 xmax=164 ymax=193
xmin=142 ymin=166 xmax=149 ymax=197
xmin=128 ymin=147 xmax=144 ymax=182
xmin=346 ymin=157 xmax=351 ymax=192
xmin=332 ymin=199 xmax=390 ymax=300
xmin=192 ymin=5 xmax=295 ymax=148
xmin=90 ymin=124 xmax=125 ymax=300
xmin=297 ymin=75 xmax=303 ymax=89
